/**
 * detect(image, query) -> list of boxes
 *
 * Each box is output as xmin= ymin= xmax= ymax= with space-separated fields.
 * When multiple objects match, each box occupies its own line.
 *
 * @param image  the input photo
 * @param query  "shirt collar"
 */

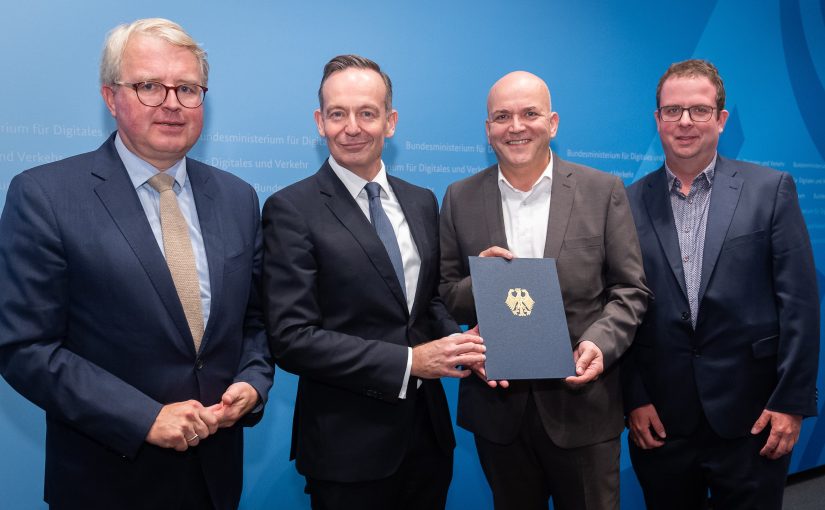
xmin=115 ymin=132 xmax=188 ymax=191
xmin=327 ymin=155 xmax=392 ymax=199
xmin=665 ymin=153 xmax=717 ymax=191
xmin=497 ymin=151 xmax=554 ymax=193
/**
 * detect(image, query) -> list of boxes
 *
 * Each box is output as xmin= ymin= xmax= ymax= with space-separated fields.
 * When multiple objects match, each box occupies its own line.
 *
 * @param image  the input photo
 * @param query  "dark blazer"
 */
xmin=622 ymin=157 xmax=819 ymax=438
xmin=0 ymin=135 xmax=273 ymax=510
xmin=262 ymin=162 xmax=460 ymax=482
xmin=439 ymin=153 xmax=649 ymax=448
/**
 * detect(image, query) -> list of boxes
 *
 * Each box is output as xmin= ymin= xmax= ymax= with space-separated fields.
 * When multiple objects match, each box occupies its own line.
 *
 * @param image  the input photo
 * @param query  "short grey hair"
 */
xmin=100 ymin=18 xmax=209 ymax=86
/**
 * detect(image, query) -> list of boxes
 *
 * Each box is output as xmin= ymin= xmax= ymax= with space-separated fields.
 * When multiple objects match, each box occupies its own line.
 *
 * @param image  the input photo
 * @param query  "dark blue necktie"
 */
xmin=365 ymin=182 xmax=406 ymax=298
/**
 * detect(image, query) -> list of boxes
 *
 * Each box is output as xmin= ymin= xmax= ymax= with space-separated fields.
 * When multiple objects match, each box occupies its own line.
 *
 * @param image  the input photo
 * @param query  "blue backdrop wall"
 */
xmin=1 ymin=0 xmax=824 ymax=508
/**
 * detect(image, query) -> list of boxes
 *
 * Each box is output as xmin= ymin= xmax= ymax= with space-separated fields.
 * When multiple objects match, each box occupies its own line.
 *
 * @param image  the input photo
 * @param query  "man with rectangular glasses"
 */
xmin=622 ymin=59 xmax=819 ymax=509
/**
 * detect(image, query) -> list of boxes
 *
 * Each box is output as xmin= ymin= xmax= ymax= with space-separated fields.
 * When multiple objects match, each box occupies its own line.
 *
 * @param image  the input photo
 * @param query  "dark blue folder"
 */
xmin=469 ymin=256 xmax=575 ymax=380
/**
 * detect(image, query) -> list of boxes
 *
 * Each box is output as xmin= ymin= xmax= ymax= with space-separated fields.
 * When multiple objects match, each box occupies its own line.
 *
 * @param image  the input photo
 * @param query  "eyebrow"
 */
xmin=131 ymin=74 xmax=203 ymax=85
xmin=491 ymin=106 xmax=539 ymax=115
xmin=325 ymin=103 xmax=382 ymax=112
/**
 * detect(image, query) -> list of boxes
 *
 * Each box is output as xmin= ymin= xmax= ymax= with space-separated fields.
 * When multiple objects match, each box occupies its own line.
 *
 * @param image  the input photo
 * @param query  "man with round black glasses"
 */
xmin=0 ymin=17 xmax=272 ymax=509
xmin=622 ymin=59 xmax=819 ymax=510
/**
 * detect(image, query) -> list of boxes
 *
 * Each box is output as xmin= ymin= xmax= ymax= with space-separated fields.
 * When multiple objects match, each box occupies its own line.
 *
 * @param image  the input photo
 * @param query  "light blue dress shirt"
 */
xmin=114 ymin=133 xmax=212 ymax=326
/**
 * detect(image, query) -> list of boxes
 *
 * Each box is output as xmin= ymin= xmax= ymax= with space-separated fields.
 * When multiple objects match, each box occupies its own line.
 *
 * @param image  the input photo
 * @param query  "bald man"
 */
xmin=439 ymin=71 xmax=649 ymax=510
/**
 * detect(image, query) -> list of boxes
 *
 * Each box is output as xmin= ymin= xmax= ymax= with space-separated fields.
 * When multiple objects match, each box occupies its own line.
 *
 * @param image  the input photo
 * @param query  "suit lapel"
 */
xmin=91 ymin=137 xmax=193 ymax=352
xmin=189 ymin=160 xmax=222 ymax=353
xmin=318 ymin=164 xmax=408 ymax=312
xmin=544 ymin=156 xmax=576 ymax=258
xmin=643 ymin=167 xmax=689 ymax=299
xmin=481 ymin=167 xmax=509 ymax=250
xmin=698 ymin=158 xmax=742 ymax=303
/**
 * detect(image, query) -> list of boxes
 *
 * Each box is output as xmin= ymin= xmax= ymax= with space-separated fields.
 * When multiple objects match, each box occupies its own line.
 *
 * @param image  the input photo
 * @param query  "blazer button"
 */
xmin=195 ymin=358 xmax=205 ymax=370
xmin=681 ymin=312 xmax=690 ymax=321
xmin=691 ymin=348 xmax=700 ymax=358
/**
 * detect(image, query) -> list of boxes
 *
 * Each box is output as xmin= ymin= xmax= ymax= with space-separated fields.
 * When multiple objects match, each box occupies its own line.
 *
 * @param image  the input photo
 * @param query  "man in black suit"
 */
xmin=622 ymin=59 xmax=819 ymax=509
xmin=262 ymin=54 xmax=485 ymax=510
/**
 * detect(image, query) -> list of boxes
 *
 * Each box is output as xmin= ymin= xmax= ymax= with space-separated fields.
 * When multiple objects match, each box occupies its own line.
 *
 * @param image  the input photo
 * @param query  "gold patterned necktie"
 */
xmin=147 ymin=172 xmax=204 ymax=352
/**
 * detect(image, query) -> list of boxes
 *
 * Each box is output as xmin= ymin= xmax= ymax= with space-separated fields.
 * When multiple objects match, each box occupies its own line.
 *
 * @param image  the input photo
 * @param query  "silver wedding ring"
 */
xmin=186 ymin=434 xmax=199 ymax=443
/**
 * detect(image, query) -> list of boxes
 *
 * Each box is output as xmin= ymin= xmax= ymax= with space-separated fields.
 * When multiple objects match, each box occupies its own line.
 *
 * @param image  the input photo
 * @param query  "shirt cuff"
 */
xmin=399 ymin=346 xmax=413 ymax=399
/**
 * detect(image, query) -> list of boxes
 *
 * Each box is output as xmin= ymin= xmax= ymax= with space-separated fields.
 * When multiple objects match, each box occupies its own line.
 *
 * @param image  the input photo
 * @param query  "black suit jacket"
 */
xmin=622 ymin=157 xmax=819 ymax=438
xmin=262 ymin=161 xmax=459 ymax=482
xmin=0 ymin=135 xmax=273 ymax=509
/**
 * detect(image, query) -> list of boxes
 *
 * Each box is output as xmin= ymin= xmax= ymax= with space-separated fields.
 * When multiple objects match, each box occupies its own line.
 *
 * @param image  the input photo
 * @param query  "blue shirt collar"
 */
xmin=114 ymin=132 xmax=188 ymax=191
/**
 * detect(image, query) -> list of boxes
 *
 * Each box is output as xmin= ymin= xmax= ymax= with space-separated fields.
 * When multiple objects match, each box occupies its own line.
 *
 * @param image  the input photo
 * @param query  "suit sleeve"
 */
xmin=578 ymin=176 xmax=650 ymax=367
xmin=0 ymin=173 xmax=162 ymax=458
xmin=232 ymin=186 xmax=275 ymax=424
xmin=438 ymin=184 xmax=477 ymax=325
xmin=620 ymin=340 xmax=651 ymax=413
xmin=262 ymin=193 xmax=408 ymax=402
xmin=766 ymin=172 xmax=819 ymax=416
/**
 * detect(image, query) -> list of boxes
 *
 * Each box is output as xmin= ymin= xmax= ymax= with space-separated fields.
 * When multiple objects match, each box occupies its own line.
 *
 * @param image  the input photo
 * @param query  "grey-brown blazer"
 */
xmin=439 ymin=152 xmax=649 ymax=448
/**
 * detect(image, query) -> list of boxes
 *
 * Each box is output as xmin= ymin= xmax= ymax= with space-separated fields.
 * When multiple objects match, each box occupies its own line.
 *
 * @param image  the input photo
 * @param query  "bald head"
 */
xmin=485 ymin=70 xmax=559 ymax=187
xmin=487 ymin=71 xmax=552 ymax=118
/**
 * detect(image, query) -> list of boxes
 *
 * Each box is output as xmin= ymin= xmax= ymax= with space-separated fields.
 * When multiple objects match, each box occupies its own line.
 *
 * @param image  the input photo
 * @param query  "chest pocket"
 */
xmin=723 ymin=230 xmax=767 ymax=252
xmin=561 ymin=235 xmax=602 ymax=251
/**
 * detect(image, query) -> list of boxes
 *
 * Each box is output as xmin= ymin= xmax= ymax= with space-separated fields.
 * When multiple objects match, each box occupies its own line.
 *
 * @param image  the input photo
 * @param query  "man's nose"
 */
xmin=345 ymin=113 xmax=360 ymax=135
xmin=160 ymin=87 xmax=182 ymax=110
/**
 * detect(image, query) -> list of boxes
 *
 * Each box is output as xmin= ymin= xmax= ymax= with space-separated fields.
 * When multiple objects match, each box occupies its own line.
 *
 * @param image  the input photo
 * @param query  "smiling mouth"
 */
xmin=506 ymin=139 xmax=530 ymax=145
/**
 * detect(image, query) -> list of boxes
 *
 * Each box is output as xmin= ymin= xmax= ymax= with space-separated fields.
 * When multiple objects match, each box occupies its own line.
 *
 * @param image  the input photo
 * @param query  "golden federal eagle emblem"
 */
xmin=505 ymin=288 xmax=534 ymax=317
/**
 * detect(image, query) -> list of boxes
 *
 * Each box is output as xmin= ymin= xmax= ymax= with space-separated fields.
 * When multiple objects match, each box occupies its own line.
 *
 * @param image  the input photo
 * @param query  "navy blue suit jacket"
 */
xmin=262 ymin=162 xmax=459 ymax=482
xmin=622 ymin=156 xmax=819 ymax=438
xmin=0 ymin=135 xmax=273 ymax=509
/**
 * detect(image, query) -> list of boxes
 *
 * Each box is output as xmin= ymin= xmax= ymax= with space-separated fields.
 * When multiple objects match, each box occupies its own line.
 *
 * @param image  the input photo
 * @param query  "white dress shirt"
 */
xmin=327 ymin=156 xmax=421 ymax=398
xmin=498 ymin=154 xmax=554 ymax=258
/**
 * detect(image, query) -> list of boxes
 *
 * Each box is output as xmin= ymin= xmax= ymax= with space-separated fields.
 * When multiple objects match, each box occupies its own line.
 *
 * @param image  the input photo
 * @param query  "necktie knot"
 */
xmin=148 ymin=172 xmax=175 ymax=193
xmin=364 ymin=181 xmax=382 ymax=201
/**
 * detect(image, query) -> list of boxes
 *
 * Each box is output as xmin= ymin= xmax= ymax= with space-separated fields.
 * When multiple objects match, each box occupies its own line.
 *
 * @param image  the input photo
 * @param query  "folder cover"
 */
xmin=469 ymin=256 xmax=575 ymax=380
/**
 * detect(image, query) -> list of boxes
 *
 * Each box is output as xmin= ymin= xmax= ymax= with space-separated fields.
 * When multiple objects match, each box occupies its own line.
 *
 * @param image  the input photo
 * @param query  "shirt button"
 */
xmin=688 ymin=198 xmax=694 ymax=204
xmin=683 ymin=256 xmax=689 ymax=262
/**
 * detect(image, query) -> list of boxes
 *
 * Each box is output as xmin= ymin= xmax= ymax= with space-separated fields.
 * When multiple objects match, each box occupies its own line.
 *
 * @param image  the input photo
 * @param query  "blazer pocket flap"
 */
xmin=751 ymin=334 xmax=779 ymax=358
xmin=562 ymin=235 xmax=602 ymax=250
xmin=724 ymin=230 xmax=767 ymax=251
